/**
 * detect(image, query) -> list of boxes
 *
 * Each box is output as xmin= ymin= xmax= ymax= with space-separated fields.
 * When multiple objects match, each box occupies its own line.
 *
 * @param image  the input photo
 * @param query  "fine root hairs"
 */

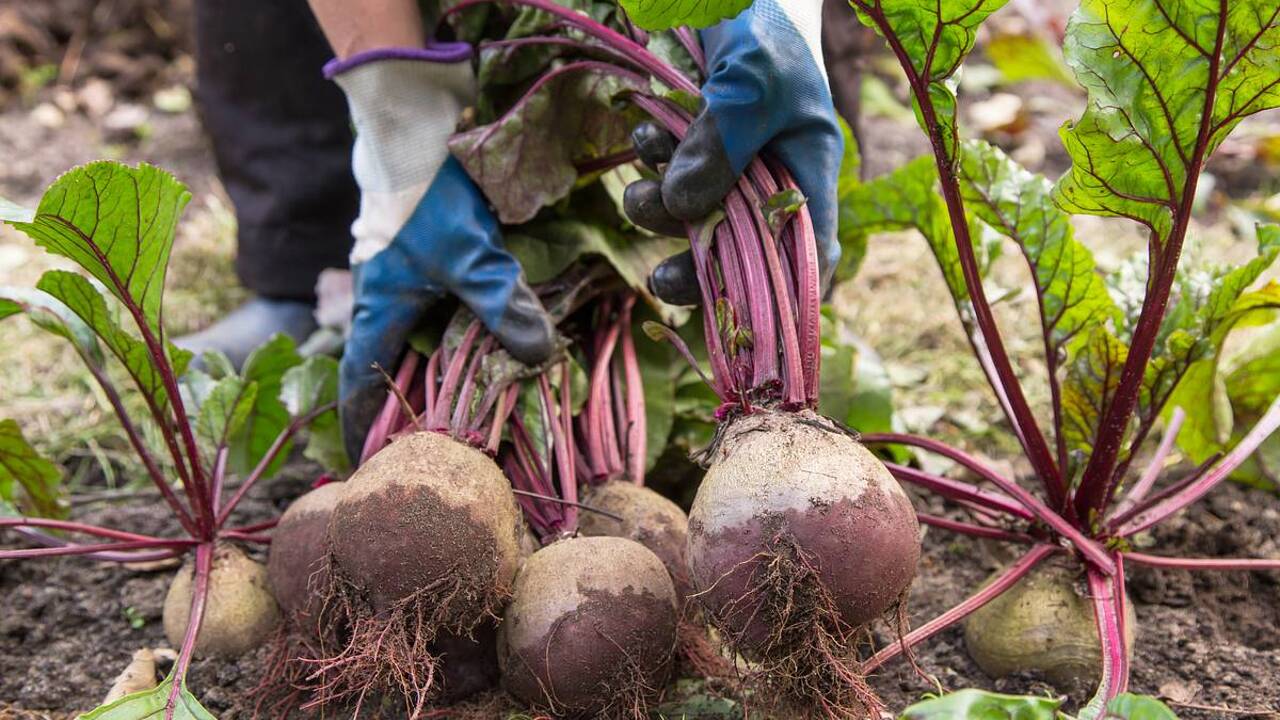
xmin=702 ymin=534 xmax=885 ymax=720
xmin=301 ymin=556 xmax=505 ymax=720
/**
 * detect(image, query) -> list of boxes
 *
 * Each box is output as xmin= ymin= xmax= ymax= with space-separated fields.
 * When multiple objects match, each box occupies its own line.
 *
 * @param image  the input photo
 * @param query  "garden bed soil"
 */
xmin=2 ymin=466 xmax=1277 ymax=719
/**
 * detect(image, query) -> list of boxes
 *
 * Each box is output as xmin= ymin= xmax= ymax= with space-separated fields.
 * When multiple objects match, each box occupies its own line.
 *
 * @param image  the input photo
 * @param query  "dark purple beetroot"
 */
xmin=578 ymin=481 xmax=691 ymax=599
xmin=267 ymin=481 xmax=347 ymax=632
xmin=499 ymin=536 xmax=678 ymax=719
xmin=313 ymin=431 xmax=523 ymax=715
xmin=686 ymin=410 xmax=920 ymax=715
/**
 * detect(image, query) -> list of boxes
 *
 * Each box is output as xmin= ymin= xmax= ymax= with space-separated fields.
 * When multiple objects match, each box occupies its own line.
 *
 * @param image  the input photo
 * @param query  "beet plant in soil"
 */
xmin=499 ymin=358 xmax=679 ymax=719
xmin=431 ymin=2 xmax=921 ymax=716
xmin=0 ymin=162 xmax=343 ymax=718
xmin=835 ymin=0 xmax=1280 ymax=714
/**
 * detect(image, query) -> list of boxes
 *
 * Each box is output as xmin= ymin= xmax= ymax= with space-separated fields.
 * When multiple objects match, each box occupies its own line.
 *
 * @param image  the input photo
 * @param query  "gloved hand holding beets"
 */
xmin=622 ymin=0 xmax=843 ymax=305
xmin=306 ymin=0 xmax=841 ymax=455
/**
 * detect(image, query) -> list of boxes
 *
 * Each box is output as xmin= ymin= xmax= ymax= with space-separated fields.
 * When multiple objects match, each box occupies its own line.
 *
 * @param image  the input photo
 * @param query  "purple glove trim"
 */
xmin=323 ymin=43 xmax=473 ymax=78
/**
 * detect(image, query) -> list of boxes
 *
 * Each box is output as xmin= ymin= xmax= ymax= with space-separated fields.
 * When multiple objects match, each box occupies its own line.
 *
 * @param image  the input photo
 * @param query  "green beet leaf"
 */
xmin=0 ymin=419 xmax=66 ymax=520
xmin=4 ymin=162 xmax=190 ymax=336
xmin=852 ymin=0 xmax=1010 ymax=164
xmin=618 ymin=0 xmax=752 ymax=31
xmin=897 ymin=689 xmax=1179 ymax=720
xmin=1055 ymin=0 xmax=1280 ymax=244
xmin=1145 ymin=226 xmax=1280 ymax=455
xmin=960 ymin=140 xmax=1119 ymax=359
xmin=1104 ymin=693 xmax=1181 ymax=720
xmin=899 ymin=688 xmax=1066 ymax=720
xmin=36 ymin=270 xmax=192 ymax=415
xmin=0 ymin=286 xmax=106 ymax=368
xmin=193 ymin=376 xmax=259 ymax=468
xmin=76 ymin=672 xmax=216 ymax=720
xmin=1 ymin=162 xmax=194 ymax=428
xmin=449 ymin=70 xmax=646 ymax=224
xmin=224 ymin=334 xmax=304 ymax=477
xmin=281 ymin=356 xmax=348 ymax=473
xmin=1062 ymin=326 xmax=1129 ymax=464
xmin=959 ymin=140 xmax=1119 ymax=464
xmin=1223 ymin=323 xmax=1280 ymax=490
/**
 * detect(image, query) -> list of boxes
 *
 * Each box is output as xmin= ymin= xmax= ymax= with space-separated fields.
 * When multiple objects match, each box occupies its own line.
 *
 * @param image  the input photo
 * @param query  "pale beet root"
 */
xmin=965 ymin=557 xmax=1137 ymax=692
xmin=578 ymin=481 xmax=691 ymax=598
xmin=499 ymin=536 xmax=678 ymax=719
xmin=314 ymin=431 xmax=523 ymax=713
xmin=267 ymin=481 xmax=347 ymax=631
xmin=685 ymin=410 xmax=920 ymax=716
xmin=688 ymin=411 xmax=920 ymax=649
xmin=164 ymin=543 xmax=281 ymax=658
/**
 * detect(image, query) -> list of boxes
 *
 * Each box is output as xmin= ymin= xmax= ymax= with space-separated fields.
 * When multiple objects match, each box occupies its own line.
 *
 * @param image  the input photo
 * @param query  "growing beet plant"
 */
xmin=838 ymin=0 xmax=1280 ymax=713
xmin=0 ymin=162 xmax=341 ymax=718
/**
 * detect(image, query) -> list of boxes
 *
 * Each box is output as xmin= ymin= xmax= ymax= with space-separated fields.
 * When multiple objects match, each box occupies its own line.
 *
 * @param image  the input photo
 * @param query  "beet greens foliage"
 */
xmin=842 ymin=0 xmax=1280 ymax=713
xmin=0 ymin=162 xmax=341 ymax=717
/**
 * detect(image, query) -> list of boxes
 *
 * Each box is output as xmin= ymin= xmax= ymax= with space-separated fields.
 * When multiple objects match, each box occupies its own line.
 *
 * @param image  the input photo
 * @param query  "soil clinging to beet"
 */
xmin=686 ymin=410 xmax=920 ymax=718
xmin=311 ymin=431 xmax=523 ymax=717
xmin=688 ymin=411 xmax=920 ymax=649
xmin=499 ymin=536 xmax=678 ymax=719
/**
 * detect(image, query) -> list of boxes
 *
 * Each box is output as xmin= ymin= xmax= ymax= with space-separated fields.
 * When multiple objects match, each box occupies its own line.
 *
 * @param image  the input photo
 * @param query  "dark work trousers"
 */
xmin=194 ymin=0 xmax=358 ymax=301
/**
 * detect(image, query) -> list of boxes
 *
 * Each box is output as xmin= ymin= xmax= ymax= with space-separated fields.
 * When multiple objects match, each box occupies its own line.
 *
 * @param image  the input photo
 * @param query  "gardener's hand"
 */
xmin=327 ymin=47 xmax=555 ymax=462
xmin=622 ymin=0 xmax=843 ymax=305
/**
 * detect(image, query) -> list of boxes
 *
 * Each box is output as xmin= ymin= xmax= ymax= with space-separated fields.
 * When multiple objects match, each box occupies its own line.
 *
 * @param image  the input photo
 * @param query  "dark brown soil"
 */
xmin=5 ymin=465 xmax=1276 ymax=718
xmin=0 ymin=462 xmax=317 ymax=718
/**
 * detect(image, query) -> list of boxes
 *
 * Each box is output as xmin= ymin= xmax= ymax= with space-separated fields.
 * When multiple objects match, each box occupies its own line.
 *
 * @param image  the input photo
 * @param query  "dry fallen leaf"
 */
xmin=101 ymin=649 xmax=159 ymax=704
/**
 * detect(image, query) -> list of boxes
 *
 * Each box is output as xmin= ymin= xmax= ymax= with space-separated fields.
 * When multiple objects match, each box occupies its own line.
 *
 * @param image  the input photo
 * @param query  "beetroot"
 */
xmin=499 ymin=536 xmax=678 ymax=718
xmin=579 ymin=480 xmax=690 ymax=598
xmin=267 ymin=481 xmax=346 ymax=632
xmin=687 ymin=411 xmax=920 ymax=714
xmin=313 ymin=431 xmax=522 ymax=714
xmin=163 ymin=543 xmax=280 ymax=658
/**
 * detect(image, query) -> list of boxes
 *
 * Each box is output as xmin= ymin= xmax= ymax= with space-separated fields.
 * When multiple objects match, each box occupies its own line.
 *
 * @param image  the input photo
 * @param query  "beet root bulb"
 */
xmin=578 ymin=481 xmax=691 ymax=598
xmin=964 ymin=557 xmax=1137 ymax=693
xmin=686 ymin=410 xmax=921 ymax=716
xmin=267 ymin=481 xmax=347 ymax=634
xmin=163 ymin=542 xmax=281 ymax=658
xmin=499 ymin=536 xmax=678 ymax=719
xmin=313 ymin=431 xmax=523 ymax=715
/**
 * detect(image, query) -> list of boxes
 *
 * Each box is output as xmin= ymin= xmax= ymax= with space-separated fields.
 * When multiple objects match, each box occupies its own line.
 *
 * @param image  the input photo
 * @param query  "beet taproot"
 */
xmin=163 ymin=542 xmax=280 ymax=658
xmin=686 ymin=410 xmax=920 ymax=716
xmin=311 ymin=431 xmax=523 ymax=715
xmin=578 ymin=481 xmax=691 ymax=598
xmin=499 ymin=536 xmax=678 ymax=718
xmin=964 ymin=557 xmax=1137 ymax=692
xmin=267 ymin=481 xmax=346 ymax=632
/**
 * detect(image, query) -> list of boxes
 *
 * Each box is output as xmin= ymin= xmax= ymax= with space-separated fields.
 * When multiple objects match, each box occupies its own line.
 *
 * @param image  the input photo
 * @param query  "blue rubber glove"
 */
xmin=327 ymin=47 xmax=556 ymax=461
xmin=623 ymin=0 xmax=843 ymax=304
